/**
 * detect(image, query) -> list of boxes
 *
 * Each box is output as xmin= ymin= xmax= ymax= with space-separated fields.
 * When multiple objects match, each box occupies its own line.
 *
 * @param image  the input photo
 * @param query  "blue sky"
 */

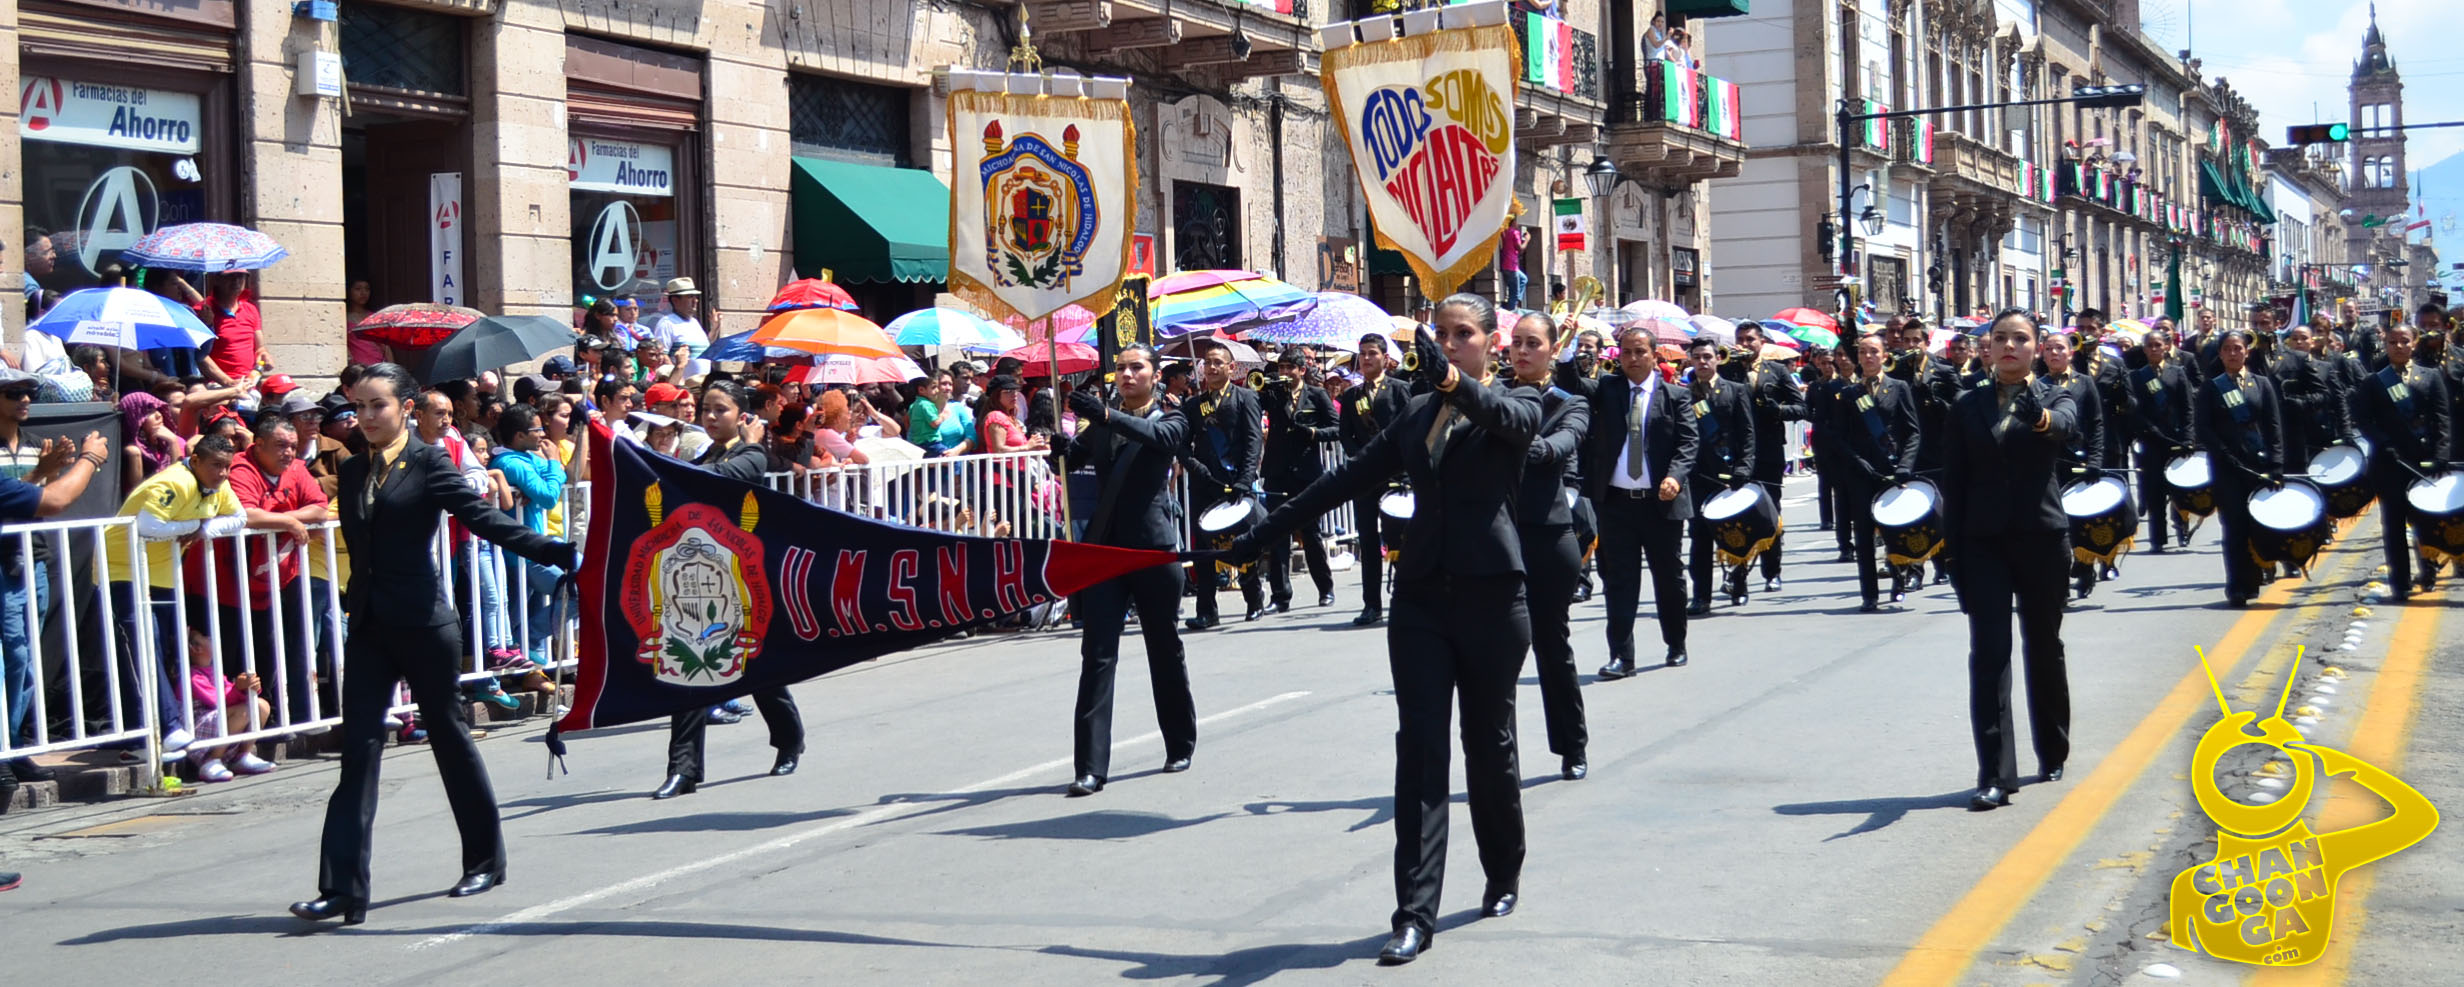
xmin=2142 ymin=0 xmax=2464 ymax=173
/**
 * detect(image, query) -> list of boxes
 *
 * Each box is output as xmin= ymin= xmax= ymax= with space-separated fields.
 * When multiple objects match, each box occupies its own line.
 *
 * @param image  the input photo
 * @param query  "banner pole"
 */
xmin=1047 ymin=314 xmax=1075 ymax=541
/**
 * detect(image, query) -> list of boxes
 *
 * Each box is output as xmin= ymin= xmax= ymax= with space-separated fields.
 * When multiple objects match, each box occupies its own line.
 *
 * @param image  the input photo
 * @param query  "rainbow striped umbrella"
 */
xmin=1150 ymin=270 xmax=1316 ymax=336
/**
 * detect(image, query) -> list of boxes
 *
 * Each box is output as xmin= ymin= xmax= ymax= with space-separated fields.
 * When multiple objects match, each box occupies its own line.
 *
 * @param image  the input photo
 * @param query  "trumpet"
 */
xmin=1246 ymin=368 xmax=1270 ymax=390
xmin=1550 ymin=275 xmax=1608 ymax=353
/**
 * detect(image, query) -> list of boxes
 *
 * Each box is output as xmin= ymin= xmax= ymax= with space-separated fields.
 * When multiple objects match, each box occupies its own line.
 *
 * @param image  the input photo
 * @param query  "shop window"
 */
xmin=20 ymin=77 xmax=213 ymax=295
xmin=790 ymin=75 xmax=911 ymax=167
xmin=341 ymin=3 xmax=467 ymax=96
xmin=1869 ymin=256 xmax=1908 ymax=314
xmin=1172 ymin=181 xmax=1242 ymax=273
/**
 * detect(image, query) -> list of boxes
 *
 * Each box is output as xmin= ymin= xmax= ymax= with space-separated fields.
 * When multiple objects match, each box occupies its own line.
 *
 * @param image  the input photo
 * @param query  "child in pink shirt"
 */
xmin=185 ymin=627 xmax=276 ymax=782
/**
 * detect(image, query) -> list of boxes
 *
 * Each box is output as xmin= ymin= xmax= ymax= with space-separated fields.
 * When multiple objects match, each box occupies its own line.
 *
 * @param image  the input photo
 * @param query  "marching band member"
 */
xmin=2038 ymin=336 xmax=2108 ymax=599
xmin=1727 ymin=322 xmax=1806 ymax=592
xmin=1681 ymin=337 xmax=1756 ymax=612
xmin=1805 ymin=347 xmax=1857 ymax=561
xmin=1183 ymin=339 xmax=1265 ymax=629
xmin=1583 ymin=324 xmax=1697 ymax=675
xmin=1891 ymin=319 xmax=1962 ymax=586
xmin=2194 ymin=330 xmax=2287 ymax=608
xmin=2128 ymin=329 xmax=2196 ymax=552
xmin=1221 ymin=293 xmax=1540 ymax=964
xmin=1832 ymin=334 xmax=1923 ymax=613
xmin=1940 ymin=310 xmax=2078 ymax=811
xmin=2352 ymin=325 xmax=2452 ymax=600
xmin=1506 ymin=313 xmax=1592 ymax=781
xmin=1340 ymin=333 xmax=1411 ymax=627
xmin=1260 ymin=349 xmax=1339 ymax=613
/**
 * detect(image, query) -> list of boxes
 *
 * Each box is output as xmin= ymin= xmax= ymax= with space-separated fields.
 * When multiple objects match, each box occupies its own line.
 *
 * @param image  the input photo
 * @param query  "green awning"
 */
xmin=790 ymin=157 xmax=949 ymax=283
xmin=1666 ymin=0 xmax=1750 ymax=17
xmin=2197 ymin=160 xmax=2243 ymax=211
xmin=2247 ymin=185 xmax=2278 ymax=224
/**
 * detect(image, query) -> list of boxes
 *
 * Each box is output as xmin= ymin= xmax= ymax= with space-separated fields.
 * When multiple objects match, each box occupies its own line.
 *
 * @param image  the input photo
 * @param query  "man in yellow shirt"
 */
xmin=108 ymin=434 xmax=246 ymax=760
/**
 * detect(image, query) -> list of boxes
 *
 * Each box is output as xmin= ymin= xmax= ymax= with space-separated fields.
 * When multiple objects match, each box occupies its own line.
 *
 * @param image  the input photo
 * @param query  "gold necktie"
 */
xmin=1425 ymin=402 xmax=1461 ymax=461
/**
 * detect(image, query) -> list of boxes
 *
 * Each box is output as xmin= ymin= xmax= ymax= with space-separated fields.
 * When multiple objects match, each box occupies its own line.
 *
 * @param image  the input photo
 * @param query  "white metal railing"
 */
xmin=0 ymin=517 xmax=160 ymax=763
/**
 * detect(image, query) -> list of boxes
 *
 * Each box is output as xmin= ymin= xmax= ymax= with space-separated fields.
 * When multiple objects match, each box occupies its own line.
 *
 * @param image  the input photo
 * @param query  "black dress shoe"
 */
xmin=1684 ymin=600 xmax=1712 ymax=616
xmin=1184 ymin=615 xmax=1219 ymax=631
xmin=290 ymin=896 xmax=367 ymax=924
xmin=1832 ymin=552 xmax=1856 ymax=564
xmin=651 ymin=774 xmax=696 ymax=800
xmin=1765 ymin=577 xmax=1782 ymax=593
xmin=1561 ymin=756 xmax=1587 ymax=781
xmin=2041 ymin=764 xmax=2064 ymax=783
xmin=1162 ymin=755 xmax=1192 ymax=773
xmin=1318 ymin=591 xmax=1337 ymax=608
xmin=448 ymin=872 xmax=503 ymax=898
xmin=1664 ymin=650 xmax=1688 ymax=668
xmin=2225 ymin=596 xmax=2249 ymax=609
xmin=770 ymin=752 xmax=800 ymax=776
xmin=1968 ymin=785 xmax=2012 ymax=811
xmin=1243 ymin=606 xmax=1267 ymax=622
xmin=1351 ymin=607 xmax=1384 ymax=627
xmin=1597 ymin=655 xmax=1637 ymax=680
xmin=1482 ymin=888 xmax=1518 ymax=918
xmin=7 ymin=757 xmax=56 ymax=782
xmin=1065 ymin=774 xmax=1103 ymax=797
xmin=1377 ymin=926 xmax=1430 ymax=965
xmin=1573 ymin=581 xmax=1594 ymax=602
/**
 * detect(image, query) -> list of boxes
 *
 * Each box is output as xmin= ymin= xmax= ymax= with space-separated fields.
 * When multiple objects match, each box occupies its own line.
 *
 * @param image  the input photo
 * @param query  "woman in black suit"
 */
xmin=1506 ymin=313 xmax=1591 ymax=781
xmin=2194 ymin=331 xmax=2287 ymax=608
xmin=293 ymin=364 xmax=576 ymax=925
xmin=1225 ymin=293 xmax=1540 ymax=965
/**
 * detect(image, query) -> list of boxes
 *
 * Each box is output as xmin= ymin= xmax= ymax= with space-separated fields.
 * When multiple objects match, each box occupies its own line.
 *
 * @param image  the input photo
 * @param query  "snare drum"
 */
xmin=1377 ymin=488 xmax=1416 ymax=561
xmin=2247 ymin=480 xmax=2332 ymax=572
xmin=1700 ymin=484 xmax=1782 ymax=567
xmin=1870 ymin=479 xmax=1944 ymax=566
xmin=2165 ymin=452 xmax=2216 ymax=518
xmin=2307 ymin=443 xmax=2373 ymax=519
xmin=1196 ymin=496 xmax=1266 ymax=571
xmin=2061 ymin=475 xmax=2140 ymax=566
xmin=2405 ymin=469 xmax=2464 ymax=563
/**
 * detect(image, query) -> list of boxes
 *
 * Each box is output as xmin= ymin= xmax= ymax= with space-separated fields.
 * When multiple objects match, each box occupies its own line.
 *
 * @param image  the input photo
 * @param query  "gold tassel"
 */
xmin=645 ymin=482 xmax=664 ymax=526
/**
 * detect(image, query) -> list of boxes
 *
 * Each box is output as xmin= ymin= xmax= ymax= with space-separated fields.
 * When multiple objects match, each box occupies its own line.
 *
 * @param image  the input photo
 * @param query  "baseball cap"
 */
xmin=643 ymin=382 xmax=688 ymax=406
xmin=261 ymin=373 xmax=300 ymax=396
xmin=541 ymin=355 xmax=579 ymax=377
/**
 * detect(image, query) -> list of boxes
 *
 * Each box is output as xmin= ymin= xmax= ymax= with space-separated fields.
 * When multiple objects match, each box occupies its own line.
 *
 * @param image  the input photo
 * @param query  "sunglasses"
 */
xmin=0 ymin=390 xmax=36 ymax=400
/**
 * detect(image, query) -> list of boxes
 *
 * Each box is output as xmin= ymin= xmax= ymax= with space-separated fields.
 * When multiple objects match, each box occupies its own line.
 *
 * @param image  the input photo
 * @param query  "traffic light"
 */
xmin=2072 ymin=84 xmax=2147 ymax=109
xmin=2287 ymin=123 xmax=2350 ymax=145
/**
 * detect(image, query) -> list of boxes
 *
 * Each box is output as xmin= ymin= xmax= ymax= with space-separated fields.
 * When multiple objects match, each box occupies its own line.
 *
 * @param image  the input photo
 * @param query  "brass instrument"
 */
xmin=1246 ymin=368 xmax=1269 ymax=390
xmin=1551 ymin=275 xmax=1608 ymax=353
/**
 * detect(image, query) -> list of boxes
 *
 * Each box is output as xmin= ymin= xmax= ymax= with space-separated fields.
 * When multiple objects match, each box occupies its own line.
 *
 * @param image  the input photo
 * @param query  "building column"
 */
xmin=470 ymin=3 xmax=570 ymax=318
xmin=706 ymin=46 xmax=790 ymax=339
xmin=239 ymin=3 xmax=348 ymax=373
xmin=1 ymin=0 xmax=22 ymax=341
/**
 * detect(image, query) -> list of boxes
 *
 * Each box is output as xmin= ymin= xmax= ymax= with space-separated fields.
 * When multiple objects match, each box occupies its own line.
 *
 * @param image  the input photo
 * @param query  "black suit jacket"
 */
xmin=1261 ymin=380 xmax=1338 ymax=488
xmin=1182 ymin=385 xmax=1262 ymax=500
xmin=1338 ymin=373 xmax=1411 ymax=455
xmin=2087 ymin=352 xmax=2136 ymax=467
xmin=2352 ymin=363 xmax=2453 ymax=466
xmin=1830 ymin=376 xmax=1923 ymax=485
xmin=1513 ymin=383 xmax=1590 ymax=528
xmin=2270 ymin=348 xmax=2339 ymax=450
xmin=2194 ymin=371 xmax=2286 ymax=484
xmin=2044 ymin=370 xmax=2105 ymax=470
xmin=1580 ymin=371 xmax=1699 ymax=520
xmin=695 ymin=438 xmax=769 ymax=484
xmin=1741 ymin=360 xmax=1807 ymax=462
xmin=1806 ymin=376 xmax=1850 ymax=458
xmin=1682 ymin=375 xmax=1755 ymax=484
xmin=2328 ymin=352 xmax=2370 ymax=442
xmin=1939 ymin=377 xmax=2080 ymax=538
xmin=1063 ymin=401 xmax=1191 ymax=551
xmin=1262 ymin=376 xmax=1541 ymax=579
xmin=340 ymin=434 xmax=567 ymax=628
xmin=2128 ymin=361 xmax=2194 ymax=450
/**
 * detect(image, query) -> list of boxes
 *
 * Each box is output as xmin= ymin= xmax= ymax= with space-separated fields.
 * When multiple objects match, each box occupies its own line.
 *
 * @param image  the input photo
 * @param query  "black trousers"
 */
xmin=1072 ymin=564 xmax=1195 ymax=781
xmin=1264 ymin=486 xmax=1332 ymax=604
xmin=2371 ymin=461 xmax=2417 ymax=592
xmin=1952 ymin=530 xmax=2072 ymax=788
xmin=1754 ymin=471 xmax=1786 ymax=580
xmin=2214 ymin=474 xmax=2262 ymax=601
xmin=1518 ymin=525 xmax=1586 ymax=759
xmin=316 ymin=619 xmax=499 ymax=901
xmin=2138 ymin=443 xmax=2188 ymax=547
xmin=1839 ymin=477 xmax=1883 ymax=604
xmin=1686 ymin=482 xmax=1737 ymax=604
xmin=1387 ymin=574 xmax=1527 ymax=937
xmin=1817 ymin=456 xmax=1852 ymax=551
xmin=1571 ymin=495 xmax=1599 ymax=583
xmin=1594 ymin=492 xmax=1687 ymax=656
xmin=1192 ymin=493 xmax=1262 ymax=619
xmin=1351 ymin=492 xmax=1387 ymax=611
xmin=665 ymin=687 xmax=803 ymax=783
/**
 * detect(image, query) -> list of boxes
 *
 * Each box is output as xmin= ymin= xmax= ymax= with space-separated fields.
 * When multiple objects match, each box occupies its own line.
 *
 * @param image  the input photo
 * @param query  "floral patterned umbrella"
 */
xmin=117 ymin=223 xmax=290 ymax=272
xmin=352 ymin=303 xmax=484 ymax=349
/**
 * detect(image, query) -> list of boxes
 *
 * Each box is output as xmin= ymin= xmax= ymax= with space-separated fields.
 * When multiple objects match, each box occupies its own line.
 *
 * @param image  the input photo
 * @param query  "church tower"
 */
xmin=2346 ymin=3 xmax=2408 ymax=266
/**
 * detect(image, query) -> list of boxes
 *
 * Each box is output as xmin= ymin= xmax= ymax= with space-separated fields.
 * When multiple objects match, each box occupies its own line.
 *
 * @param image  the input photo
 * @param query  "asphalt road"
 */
xmin=4 ymin=475 xmax=2456 ymax=986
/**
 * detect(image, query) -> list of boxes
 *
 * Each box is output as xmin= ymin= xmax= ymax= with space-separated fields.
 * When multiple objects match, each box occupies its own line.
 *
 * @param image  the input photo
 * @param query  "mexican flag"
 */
xmin=1554 ymin=197 xmax=1586 ymax=251
xmin=1705 ymin=77 xmax=1740 ymax=139
xmin=1862 ymin=100 xmax=1891 ymax=150
xmin=1528 ymin=14 xmax=1574 ymax=93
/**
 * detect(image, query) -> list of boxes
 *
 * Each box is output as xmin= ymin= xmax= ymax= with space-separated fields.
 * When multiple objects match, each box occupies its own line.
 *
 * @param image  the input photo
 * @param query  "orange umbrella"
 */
xmin=748 ymin=307 xmax=901 ymax=359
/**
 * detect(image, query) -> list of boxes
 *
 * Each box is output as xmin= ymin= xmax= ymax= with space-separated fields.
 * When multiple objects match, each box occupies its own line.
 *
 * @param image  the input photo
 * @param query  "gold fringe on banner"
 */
xmin=943 ymin=87 xmax=1142 ymax=331
xmin=1321 ymin=23 xmax=1523 ymax=299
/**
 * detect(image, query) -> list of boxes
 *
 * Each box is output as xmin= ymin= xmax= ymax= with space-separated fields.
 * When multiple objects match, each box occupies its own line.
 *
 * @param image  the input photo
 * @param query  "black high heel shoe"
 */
xmin=651 ymin=774 xmax=696 ymax=799
xmin=290 ymin=896 xmax=367 ymax=925
xmin=449 ymin=872 xmax=504 ymax=898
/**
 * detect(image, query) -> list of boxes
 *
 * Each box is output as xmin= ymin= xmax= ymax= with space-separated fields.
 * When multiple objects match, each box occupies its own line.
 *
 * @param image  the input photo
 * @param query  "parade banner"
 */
xmin=554 ymin=425 xmax=1180 ymax=734
xmin=944 ymin=72 xmax=1139 ymax=327
xmin=1322 ymin=5 xmax=1521 ymax=298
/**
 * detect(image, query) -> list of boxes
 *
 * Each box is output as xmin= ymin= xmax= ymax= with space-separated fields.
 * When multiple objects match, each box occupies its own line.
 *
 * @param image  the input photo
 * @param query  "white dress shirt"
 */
xmin=1608 ymin=374 xmax=1657 ymax=490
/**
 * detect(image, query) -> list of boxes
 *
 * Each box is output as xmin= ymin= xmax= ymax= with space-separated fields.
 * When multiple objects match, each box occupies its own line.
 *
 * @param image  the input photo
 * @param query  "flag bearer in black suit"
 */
xmin=1680 ymin=337 xmax=1756 ymax=612
xmin=1725 ymin=322 xmax=1805 ymax=592
xmin=1223 ymin=294 xmax=1540 ymax=965
xmin=1182 ymin=340 xmax=1265 ymax=629
xmin=1340 ymin=333 xmax=1411 ymax=626
xmin=1058 ymin=344 xmax=1198 ymax=796
xmin=1832 ymin=334 xmax=1924 ymax=612
xmin=2194 ymin=330 xmax=2287 ymax=608
xmin=1505 ymin=313 xmax=1591 ymax=782
xmin=2128 ymin=330 xmax=2196 ymax=552
xmin=2352 ymin=325 xmax=2453 ymax=600
xmin=1260 ymin=348 xmax=1338 ymax=612
xmin=292 ymin=363 xmax=577 ymax=926
xmin=1940 ymin=310 xmax=2079 ymax=811
xmin=1583 ymin=324 xmax=1697 ymax=675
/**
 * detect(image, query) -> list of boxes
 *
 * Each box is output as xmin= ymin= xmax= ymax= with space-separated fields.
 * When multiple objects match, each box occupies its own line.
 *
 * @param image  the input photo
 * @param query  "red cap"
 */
xmin=261 ymin=373 xmax=299 ymax=395
xmin=643 ymin=382 xmax=688 ymax=406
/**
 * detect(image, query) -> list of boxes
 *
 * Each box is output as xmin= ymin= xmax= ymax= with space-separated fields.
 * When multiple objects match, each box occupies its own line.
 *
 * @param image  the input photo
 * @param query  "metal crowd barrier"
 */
xmin=0 ymin=517 xmax=162 ymax=764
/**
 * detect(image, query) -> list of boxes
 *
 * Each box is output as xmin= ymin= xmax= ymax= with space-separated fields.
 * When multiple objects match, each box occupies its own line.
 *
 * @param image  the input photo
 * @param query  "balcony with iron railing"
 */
xmin=1503 ymin=14 xmax=1605 ymax=149
xmin=1021 ymin=0 xmax=1318 ymax=79
xmin=1604 ymin=58 xmax=1746 ymax=185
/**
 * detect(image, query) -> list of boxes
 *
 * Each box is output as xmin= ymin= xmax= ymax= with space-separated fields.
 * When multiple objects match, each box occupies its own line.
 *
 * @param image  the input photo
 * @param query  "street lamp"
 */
xmin=1582 ymin=157 xmax=1624 ymax=199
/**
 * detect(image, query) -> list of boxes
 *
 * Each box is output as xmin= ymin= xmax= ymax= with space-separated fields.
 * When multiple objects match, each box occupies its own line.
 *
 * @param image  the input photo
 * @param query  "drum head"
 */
xmin=2250 ymin=482 xmax=2327 ymax=532
xmin=2355 ymin=435 xmax=2376 ymax=460
xmin=2164 ymin=452 xmax=2212 ymax=487
xmin=2406 ymin=470 xmax=2464 ymax=514
xmin=2060 ymin=477 xmax=2127 ymax=516
xmin=1379 ymin=491 xmax=1417 ymax=520
xmin=2309 ymin=445 xmax=2366 ymax=485
xmin=1701 ymin=486 xmax=1764 ymax=521
xmin=1198 ymin=500 xmax=1254 ymax=532
xmin=1871 ymin=480 xmax=1939 ymax=526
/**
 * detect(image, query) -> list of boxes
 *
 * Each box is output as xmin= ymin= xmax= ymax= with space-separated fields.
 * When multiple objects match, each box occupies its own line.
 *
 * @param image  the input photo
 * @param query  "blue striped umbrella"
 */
xmin=28 ymin=287 xmax=214 ymax=350
xmin=885 ymin=307 xmax=1026 ymax=350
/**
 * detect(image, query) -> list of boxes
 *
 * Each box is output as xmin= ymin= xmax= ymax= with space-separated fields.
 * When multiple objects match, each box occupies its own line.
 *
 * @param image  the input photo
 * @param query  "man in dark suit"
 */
xmin=1584 ymin=324 xmax=1696 ymax=674
xmin=1833 ymin=333 xmax=1924 ymax=611
xmin=1506 ymin=313 xmax=1591 ymax=780
xmin=2269 ymin=325 xmax=2335 ymax=473
xmin=1681 ymin=337 xmax=1755 ymax=613
xmin=1340 ymin=334 xmax=1411 ymax=626
xmin=2128 ymin=330 xmax=2196 ymax=552
xmin=2039 ymin=337 xmax=2107 ymax=599
xmin=1806 ymin=348 xmax=1855 ymax=559
xmin=1260 ymin=348 xmax=1339 ymax=612
xmin=295 ymin=364 xmax=576 ymax=926
xmin=1892 ymin=319 xmax=1964 ymax=585
xmin=1183 ymin=340 xmax=1265 ymax=629
xmin=1940 ymin=310 xmax=2079 ymax=811
xmin=2352 ymin=325 xmax=2453 ymax=600
xmin=2195 ymin=330 xmax=2287 ymax=607
xmin=1223 ymin=295 xmax=1540 ymax=965
xmin=1726 ymin=322 xmax=1805 ymax=591
xmin=1060 ymin=344 xmax=1197 ymax=795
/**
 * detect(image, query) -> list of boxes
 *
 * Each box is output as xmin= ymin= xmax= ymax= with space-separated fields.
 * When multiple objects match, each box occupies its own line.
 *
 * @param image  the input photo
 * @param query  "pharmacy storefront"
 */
xmin=18 ymin=74 xmax=233 ymax=295
xmin=565 ymin=33 xmax=705 ymax=309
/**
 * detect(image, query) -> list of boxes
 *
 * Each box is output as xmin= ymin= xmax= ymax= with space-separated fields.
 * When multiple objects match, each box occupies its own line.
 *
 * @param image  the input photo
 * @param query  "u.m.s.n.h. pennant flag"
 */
xmin=553 ymin=425 xmax=1178 ymax=735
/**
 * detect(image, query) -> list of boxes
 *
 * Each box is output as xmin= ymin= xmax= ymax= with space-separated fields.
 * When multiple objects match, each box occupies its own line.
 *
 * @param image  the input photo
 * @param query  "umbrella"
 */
xmin=414 ymin=314 xmax=577 ymax=382
xmin=1754 ymin=325 xmax=1803 ymax=351
xmin=117 ymin=223 xmax=290 ymax=272
xmin=1637 ymin=317 xmax=1694 ymax=344
xmin=1595 ymin=307 xmax=1643 ymax=327
xmin=1927 ymin=328 xmax=1960 ymax=356
xmin=1619 ymin=299 xmax=1690 ymax=321
xmin=766 ymin=279 xmax=860 ymax=312
xmin=699 ymin=330 xmax=811 ymax=364
xmin=886 ymin=307 xmax=1025 ymax=350
xmin=1159 ymin=334 xmax=1263 ymax=367
xmin=1241 ymin=292 xmax=1390 ymax=351
xmin=1001 ymin=340 xmax=1099 ymax=376
xmin=1151 ymin=272 xmax=1316 ymax=336
xmin=1004 ymin=304 xmax=1101 ymax=339
xmin=2104 ymin=318 xmax=2151 ymax=345
xmin=749 ymin=307 xmax=901 ymax=359
xmin=791 ymin=353 xmax=926 ymax=387
xmin=1688 ymin=314 xmax=1738 ymax=344
xmin=28 ymin=286 xmax=214 ymax=351
xmin=1654 ymin=344 xmax=1687 ymax=362
xmin=1758 ymin=343 xmax=1800 ymax=362
xmin=1785 ymin=323 xmax=1842 ymax=349
xmin=1150 ymin=269 xmax=1265 ymax=295
xmin=1770 ymin=307 xmax=1840 ymax=333
xmin=352 ymin=303 xmax=484 ymax=349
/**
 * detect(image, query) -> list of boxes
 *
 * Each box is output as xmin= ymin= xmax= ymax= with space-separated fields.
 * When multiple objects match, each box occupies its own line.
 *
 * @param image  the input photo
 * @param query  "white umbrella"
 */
xmin=1619 ymin=299 xmax=1691 ymax=321
xmin=1687 ymin=314 xmax=1738 ymax=345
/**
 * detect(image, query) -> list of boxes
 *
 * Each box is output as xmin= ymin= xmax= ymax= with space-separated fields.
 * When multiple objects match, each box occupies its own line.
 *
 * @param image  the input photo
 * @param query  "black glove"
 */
xmin=2267 ymin=470 xmax=2286 ymax=486
xmin=2082 ymin=466 xmax=2106 ymax=483
xmin=1411 ymin=328 xmax=1451 ymax=389
xmin=1724 ymin=473 xmax=1749 ymax=490
xmin=1892 ymin=467 xmax=1915 ymax=484
xmin=1220 ymin=530 xmax=1266 ymax=567
xmin=2008 ymin=382 xmax=2042 ymax=428
xmin=554 ymin=542 xmax=582 ymax=573
xmin=1066 ymin=387 xmax=1106 ymax=422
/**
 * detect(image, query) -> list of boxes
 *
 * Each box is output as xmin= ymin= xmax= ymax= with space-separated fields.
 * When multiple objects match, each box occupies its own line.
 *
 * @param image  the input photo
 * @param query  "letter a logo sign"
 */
xmin=19 ymin=78 xmax=62 ymax=132
xmin=75 ymin=166 xmax=158 ymax=275
xmin=586 ymin=201 xmax=640 ymax=291
xmin=435 ymin=201 xmax=458 ymax=230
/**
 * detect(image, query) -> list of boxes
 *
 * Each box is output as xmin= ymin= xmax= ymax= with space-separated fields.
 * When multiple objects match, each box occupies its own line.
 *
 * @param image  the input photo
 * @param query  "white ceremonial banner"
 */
xmin=1323 ymin=18 xmax=1521 ymax=297
xmin=945 ymin=75 xmax=1139 ymax=324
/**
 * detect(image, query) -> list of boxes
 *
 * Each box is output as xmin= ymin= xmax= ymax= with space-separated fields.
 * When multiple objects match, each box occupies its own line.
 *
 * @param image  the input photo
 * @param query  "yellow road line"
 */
xmin=2243 ymin=597 xmax=2445 ymax=986
xmin=1876 ymin=546 xmax=2358 ymax=986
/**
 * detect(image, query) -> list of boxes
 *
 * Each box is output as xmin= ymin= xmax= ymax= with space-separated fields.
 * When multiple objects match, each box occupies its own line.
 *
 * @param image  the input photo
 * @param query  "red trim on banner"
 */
xmin=1041 ymin=541 xmax=1185 ymax=599
xmin=557 ymin=420 xmax=621 ymax=732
